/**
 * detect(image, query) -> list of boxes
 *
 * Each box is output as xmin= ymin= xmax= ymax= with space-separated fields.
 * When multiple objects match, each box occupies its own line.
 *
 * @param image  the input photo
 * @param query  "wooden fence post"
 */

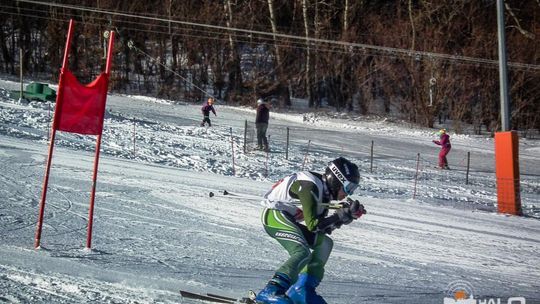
xmin=413 ymin=153 xmax=420 ymax=199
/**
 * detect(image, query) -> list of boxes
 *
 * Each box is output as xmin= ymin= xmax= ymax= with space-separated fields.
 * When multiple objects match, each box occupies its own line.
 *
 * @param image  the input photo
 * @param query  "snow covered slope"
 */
xmin=1 ymin=79 xmax=539 ymax=303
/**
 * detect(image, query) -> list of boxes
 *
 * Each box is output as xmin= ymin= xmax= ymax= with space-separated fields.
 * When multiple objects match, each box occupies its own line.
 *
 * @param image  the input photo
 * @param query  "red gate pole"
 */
xmin=104 ymin=32 xmax=115 ymax=75
xmin=86 ymin=134 xmax=103 ymax=249
xmin=35 ymin=19 xmax=75 ymax=249
xmin=86 ymin=31 xmax=114 ymax=249
xmin=34 ymin=129 xmax=57 ymax=249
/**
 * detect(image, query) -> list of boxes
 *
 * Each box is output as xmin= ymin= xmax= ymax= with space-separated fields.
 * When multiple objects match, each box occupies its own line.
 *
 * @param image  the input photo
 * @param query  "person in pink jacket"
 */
xmin=200 ymin=97 xmax=217 ymax=127
xmin=433 ymin=129 xmax=451 ymax=169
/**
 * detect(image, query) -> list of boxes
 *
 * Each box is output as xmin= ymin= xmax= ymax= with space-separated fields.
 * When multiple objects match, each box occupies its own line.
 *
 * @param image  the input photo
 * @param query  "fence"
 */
xmin=40 ymin=103 xmax=538 ymax=219
xmin=239 ymin=121 xmax=540 ymax=218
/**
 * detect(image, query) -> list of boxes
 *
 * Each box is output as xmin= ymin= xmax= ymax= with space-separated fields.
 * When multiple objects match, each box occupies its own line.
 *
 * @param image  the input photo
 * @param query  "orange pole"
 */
xmin=494 ymin=131 xmax=522 ymax=215
xmin=34 ymin=19 xmax=75 ymax=249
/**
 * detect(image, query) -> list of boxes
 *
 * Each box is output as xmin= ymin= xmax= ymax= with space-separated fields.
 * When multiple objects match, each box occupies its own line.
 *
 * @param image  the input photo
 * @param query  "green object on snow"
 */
xmin=10 ymin=82 xmax=56 ymax=102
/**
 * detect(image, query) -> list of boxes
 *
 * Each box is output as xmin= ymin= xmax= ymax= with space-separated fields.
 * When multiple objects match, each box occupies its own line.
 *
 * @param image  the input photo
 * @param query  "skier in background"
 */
xmin=433 ymin=128 xmax=451 ymax=169
xmin=255 ymin=157 xmax=366 ymax=304
xmin=200 ymin=97 xmax=217 ymax=127
xmin=255 ymin=98 xmax=270 ymax=151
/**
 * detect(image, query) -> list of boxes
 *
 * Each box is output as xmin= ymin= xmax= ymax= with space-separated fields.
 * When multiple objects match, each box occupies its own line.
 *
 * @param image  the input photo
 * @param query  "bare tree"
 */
xmin=0 ymin=0 xmax=538 ymax=132
xmin=223 ymin=0 xmax=244 ymax=103
xmin=266 ymin=0 xmax=291 ymax=107
xmin=301 ymin=0 xmax=314 ymax=107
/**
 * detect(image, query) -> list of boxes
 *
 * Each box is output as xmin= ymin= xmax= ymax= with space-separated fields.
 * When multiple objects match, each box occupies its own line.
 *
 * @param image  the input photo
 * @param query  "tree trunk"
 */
xmin=301 ymin=0 xmax=313 ymax=107
xmin=0 ymin=25 xmax=11 ymax=73
xmin=267 ymin=0 xmax=291 ymax=107
xmin=408 ymin=0 xmax=416 ymax=50
xmin=342 ymin=0 xmax=351 ymax=112
xmin=224 ymin=0 xmax=243 ymax=103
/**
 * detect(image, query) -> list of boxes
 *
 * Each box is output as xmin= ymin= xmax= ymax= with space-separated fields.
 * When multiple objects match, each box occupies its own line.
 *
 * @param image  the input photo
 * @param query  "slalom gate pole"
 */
xmin=86 ymin=134 xmax=102 ymax=249
xmin=301 ymin=140 xmax=311 ymax=171
xmin=105 ymin=31 xmax=115 ymax=74
xmin=87 ymin=31 xmax=115 ymax=249
xmin=34 ymin=129 xmax=57 ymax=249
xmin=413 ymin=153 xmax=420 ymax=199
xmin=34 ymin=19 xmax=75 ymax=249
xmin=230 ymin=127 xmax=236 ymax=176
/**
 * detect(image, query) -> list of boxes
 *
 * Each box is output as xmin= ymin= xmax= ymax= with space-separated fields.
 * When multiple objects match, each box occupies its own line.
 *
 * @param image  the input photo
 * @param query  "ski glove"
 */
xmin=335 ymin=204 xmax=354 ymax=225
xmin=334 ymin=198 xmax=366 ymax=223
xmin=316 ymin=213 xmax=343 ymax=235
xmin=345 ymin=198 xmax=367 ymax=219
xmin=315 ymin=199 xmax=366 ymax=234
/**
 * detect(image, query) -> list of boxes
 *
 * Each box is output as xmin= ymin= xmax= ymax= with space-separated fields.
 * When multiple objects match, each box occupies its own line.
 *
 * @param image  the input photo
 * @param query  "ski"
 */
xmin=207 ymin=293 xmax=237 ymax=301
xmin=180 ymin=290 xmax=233 ymax=303
xmin=209 ymin=292 xmax=257 ymax=303
xmin=179 ymin=290 xmax=257 ymax=304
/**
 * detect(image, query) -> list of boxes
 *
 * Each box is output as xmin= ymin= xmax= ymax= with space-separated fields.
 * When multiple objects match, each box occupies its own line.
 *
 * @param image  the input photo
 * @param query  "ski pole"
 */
xmin=208 ymin=190 xmax=344 ymax=209
xmin=319 ymin=203 xmax=343 ymax=209
xmin=291 ymin=201 xmax=344 ymax=209
xmin=208 ymin=190 xmax=262 ymax=201
xmin=301 ymin=201 xmax=346 ymax=210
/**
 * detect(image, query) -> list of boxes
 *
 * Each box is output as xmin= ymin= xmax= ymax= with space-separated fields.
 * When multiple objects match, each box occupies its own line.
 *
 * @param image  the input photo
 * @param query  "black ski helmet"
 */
xmin=324 ymin=157 xmax=360 ymax=199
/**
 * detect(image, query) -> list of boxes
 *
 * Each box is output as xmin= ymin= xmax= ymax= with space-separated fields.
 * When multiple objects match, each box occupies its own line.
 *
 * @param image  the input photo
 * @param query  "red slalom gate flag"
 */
xmin=54 ymin=70 xmax=109 ymax=135
xmin=35 ymin=19 xmax=116 ymax=250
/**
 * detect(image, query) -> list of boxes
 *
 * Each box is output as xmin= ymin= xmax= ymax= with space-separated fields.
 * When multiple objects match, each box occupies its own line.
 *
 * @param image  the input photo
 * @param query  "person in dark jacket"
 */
xmin=256 ymin=98 xmax=270 ymax=151
xmin=200 ymin=97 xmax=216 ymax=127
xmin=433 ymin=128 xmax=451 ymax=169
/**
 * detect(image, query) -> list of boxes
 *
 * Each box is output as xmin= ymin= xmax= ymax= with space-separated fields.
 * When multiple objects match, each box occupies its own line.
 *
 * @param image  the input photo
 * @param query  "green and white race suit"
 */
xmin=260 ymin=171 xmax=333 ymax=282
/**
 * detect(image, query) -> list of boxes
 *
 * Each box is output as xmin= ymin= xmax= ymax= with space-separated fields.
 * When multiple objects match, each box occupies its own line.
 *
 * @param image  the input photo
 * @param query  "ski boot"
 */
xmin=255 ymin=273 xmax=293 ymax=304
xmin=286 ymin=273 xmax=327 ymax=304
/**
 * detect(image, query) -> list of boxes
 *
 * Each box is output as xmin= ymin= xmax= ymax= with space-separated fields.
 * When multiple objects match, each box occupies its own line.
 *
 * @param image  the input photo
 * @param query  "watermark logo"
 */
xmin=444 ymin=280 xmax=476 ymax=304
xmin=443 ymin=281 xmax=526 ymax=304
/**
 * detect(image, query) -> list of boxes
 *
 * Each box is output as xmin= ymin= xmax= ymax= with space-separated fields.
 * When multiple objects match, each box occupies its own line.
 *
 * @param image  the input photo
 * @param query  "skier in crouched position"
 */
xmin=255 ymin=157 xmax=366 ymax=304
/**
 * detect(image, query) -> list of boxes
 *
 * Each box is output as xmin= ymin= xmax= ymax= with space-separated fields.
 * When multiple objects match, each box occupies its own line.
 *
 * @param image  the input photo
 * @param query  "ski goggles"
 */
xmin=329 ymin=162 xmax=359 ymax=196
xmin=343 ymin=180 xmax=359 ymax=196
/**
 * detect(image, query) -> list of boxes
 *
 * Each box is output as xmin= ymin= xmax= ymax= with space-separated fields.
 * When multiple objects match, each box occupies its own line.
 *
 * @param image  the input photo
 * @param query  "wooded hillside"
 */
xmin=1 ymin=1 xmax=538 ymax=132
